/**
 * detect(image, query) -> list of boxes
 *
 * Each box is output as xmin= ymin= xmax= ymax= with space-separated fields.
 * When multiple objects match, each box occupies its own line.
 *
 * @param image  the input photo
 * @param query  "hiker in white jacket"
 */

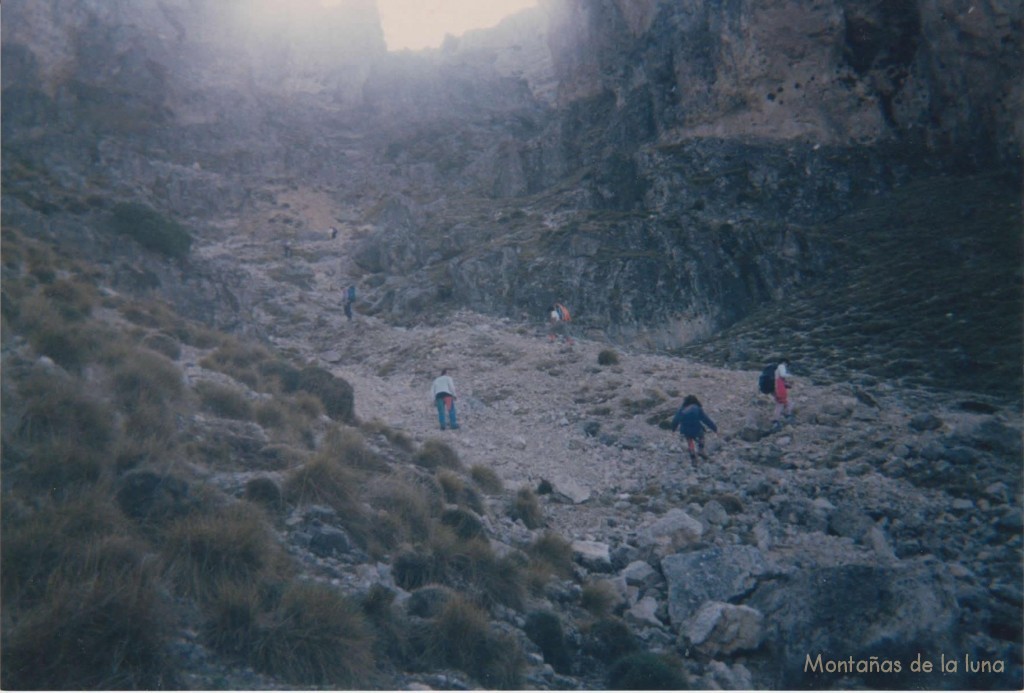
xmin=431 ymin=369 xmax=459 ymax=430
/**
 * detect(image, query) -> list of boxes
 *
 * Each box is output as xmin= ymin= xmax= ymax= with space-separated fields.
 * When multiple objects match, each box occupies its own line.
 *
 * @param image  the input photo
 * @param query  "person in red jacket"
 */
xmin=772 ymin=358 xmax=794 ymax=430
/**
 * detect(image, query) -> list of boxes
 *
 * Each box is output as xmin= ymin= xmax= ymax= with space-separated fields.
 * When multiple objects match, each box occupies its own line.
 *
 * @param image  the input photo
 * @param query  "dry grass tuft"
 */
xmin=195 ymin=380 xmax=255 ymax=420
xmin=416 ymin=596 xmax=524 ymax=689
xmin=251 ymin=581 xmax=377 ymax=687
xmin=527 ymin=531 xmax=575 ymax=579
xmin=580 ymin=580 xmax=619 ymax=617
xmin=162 ymin=501 xmax=292 ymax=602
xmin=361 ymin=418 xmax=415 ymax=451
xmin=511 ymin=486 xmax=545 ymax=529
xmin=2 ymin=534 xmax=176 ymax=690
xmin=470 ymin=464 xmax=504 ymax=494
xmin=414 ymin=438 xmax=464 ymax=471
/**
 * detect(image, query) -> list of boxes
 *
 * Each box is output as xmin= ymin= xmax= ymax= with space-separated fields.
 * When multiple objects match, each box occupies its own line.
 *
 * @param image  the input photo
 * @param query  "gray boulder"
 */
xmin=661 ymin=545 xmax=769 ymax=626
xmin=747 ymin=561 xmax=962 ymax=689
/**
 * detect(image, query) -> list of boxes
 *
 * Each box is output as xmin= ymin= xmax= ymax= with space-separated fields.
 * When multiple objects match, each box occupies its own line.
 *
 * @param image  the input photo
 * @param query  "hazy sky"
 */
xmin=375 ymin=0 xmax=537 ymax=51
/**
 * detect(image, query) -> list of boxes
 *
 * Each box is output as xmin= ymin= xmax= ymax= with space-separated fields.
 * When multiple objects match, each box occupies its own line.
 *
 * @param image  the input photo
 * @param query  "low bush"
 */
xmin=511 ymin=486 xmax=544 ymax=529
xmin=440 ymin=507 xmax=486 ymax=541
xmin=417 ymin=596 xmax=523 ymax=689
xmin=606 ymin=651 xmax=686 ymax=690
xmin=581 ymin=580 xmax=619 ymax=617
xmin=527 ymin=532 xmax=574 ymax=579
xmin=28 ymin=321 xmax=102 ymax=373
xmin=140 ymin=331 xmax=182 ymax=360
xmin=470 ymin=464 xmax=504 ymax=494
xmin=42 ymin=279 xmax=98 ymax=321
xmin=195 ymin=380 xmax=254 ymax=420
xmin=162 ymin=501 xmax=291 ymax=602
xmin=108 ymin=347 xmax=185 ymax=409
xmin=109 ymin=202 xmax=193 ymax=259
xmin=320 ymin=427 xmax=387 ymax=473
xmin=361 ymin=418 xmax=415 ymax=451
xmin=252 ymin=582 xmax=377 ymax=687
xmin=201 ymin=338 xmax=274 ymax=390
xmin=291 ymin=366 xmax=354 ymax=422
xmin=524 ymin=611 xmax=571 ymax=673
xmin=244 ymin=477 xmax=284 ymax=513
xmin=2 ymin=536 xmax=176 ymax=690
xmin=364 ymin=475 xmax=435 ymax=550
xmin=437 ymin=470 xmax=484 ymax=513
xmin=582 ymin=618 xmax=639 ymax=662
xmin=414 ymin=439 xmax=463 ymax=471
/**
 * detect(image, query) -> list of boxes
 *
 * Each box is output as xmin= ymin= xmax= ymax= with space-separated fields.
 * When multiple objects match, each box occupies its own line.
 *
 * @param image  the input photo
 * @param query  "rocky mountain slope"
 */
xmin=2 ymin=0 xmax=1022 ymax=689
xmin=3 ymin=209 xmax=1021 ymax=688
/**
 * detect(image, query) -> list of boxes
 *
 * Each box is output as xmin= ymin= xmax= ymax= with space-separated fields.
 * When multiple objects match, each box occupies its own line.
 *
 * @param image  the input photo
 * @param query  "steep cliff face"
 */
xmin=544 ymin=0 xmax=1021 ymax=159
xmin=1 ymin=0 xmax=1020 ymax=350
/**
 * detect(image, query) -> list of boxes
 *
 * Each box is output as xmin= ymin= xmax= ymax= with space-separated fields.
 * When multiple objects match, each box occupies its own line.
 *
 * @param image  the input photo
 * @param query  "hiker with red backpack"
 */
xmin=671 ymin=395 xmax=718 ymax=464
xmin=758 ymin=358 xmax=794 ymax=431
xmin=548 ymin=303 xmax=574 ymax=346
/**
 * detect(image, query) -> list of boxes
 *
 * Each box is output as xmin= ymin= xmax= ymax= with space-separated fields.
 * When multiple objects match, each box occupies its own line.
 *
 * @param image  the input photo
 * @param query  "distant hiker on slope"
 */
xmin=671 ymin=394 xmax=718 ymax=464
xmin=548 ymin=303 xmax=574 ymax=346
xmin=344 ymin=284 xmax=356 ymax=322
xmin=772 ymin=358 xmax=794 ymax=430
xmin=431 ymin=369 xmax=459 ymax=430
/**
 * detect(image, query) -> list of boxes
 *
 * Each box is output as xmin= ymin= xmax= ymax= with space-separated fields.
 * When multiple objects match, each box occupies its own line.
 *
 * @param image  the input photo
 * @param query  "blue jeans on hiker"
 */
xmin=435 ymin=394 xmax=458 ymax=429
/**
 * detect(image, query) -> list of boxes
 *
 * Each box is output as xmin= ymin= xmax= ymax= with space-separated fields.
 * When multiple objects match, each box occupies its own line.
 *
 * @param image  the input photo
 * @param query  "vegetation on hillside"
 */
xmin=0 ymin=227 xmax=624 ymax=689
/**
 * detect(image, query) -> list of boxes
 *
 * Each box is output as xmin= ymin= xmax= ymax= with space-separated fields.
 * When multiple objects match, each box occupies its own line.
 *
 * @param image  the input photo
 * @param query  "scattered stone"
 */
xmin=572 ymin=540 xmax=612 ymax=572
xmin=909 ymin=413 xmax=943 ymax=431
xmin=683 ymin=601 xmax=765 ymax=655
xmin=625 ymin=596 xmax=663 ymax=627
xmin=640 ymin=509 xmax=704 ymax=555
xmin=309 ymin=526 xmax=351 ymax=557
xmin=621 ymin=560 xmax=661 ymax=590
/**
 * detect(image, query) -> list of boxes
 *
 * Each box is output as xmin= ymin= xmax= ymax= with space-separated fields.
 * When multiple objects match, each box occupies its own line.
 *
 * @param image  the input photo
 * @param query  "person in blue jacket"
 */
xmin=671 ymin=394 xmax=718 ymax=464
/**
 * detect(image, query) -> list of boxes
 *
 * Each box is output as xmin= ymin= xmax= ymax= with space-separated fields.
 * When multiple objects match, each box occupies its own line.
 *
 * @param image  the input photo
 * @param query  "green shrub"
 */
xmin=511 ymin=486 xmax=544 ymax=529
xmin=524 ymin=611 xmax=570 ymax=673
xmin=527 ymin=532 xmax=574 ymax=578
xmin=361 ymin=418 xmax=415 ymax=451
xmin=162 ymin=502 xmax=291 ymax=602
xmin=582 ymin=618 xmax=639 ymax=662
xmin=414 ymin=439 xmax=463 ymax=471
xmin=320 ymin=427 xmax=387 ymax=473
xmin=1 ymin=491 xmax=133 ymax=606
xmin=195 ymin=380 xmax=254 ymax=420
xmin=42 ymin=279 xmax=98 ymax=321
xmin=470 ymin=464 xmax=504 ymax=494
xmin=597 ymin=349 xmax=620 ymax=366
xmin=109 ymin=347 xmax=185 ymax=409
xmin=440 ymin=507 xmax=486 ymax=541
xmin=1 ymin=536 xmax=176 ymax=690
xmin=200 ymin=338 xmax=275 ymax=390
xmin=607 ymin=651 xmax=686 ymax=690
xmin=244 ymin=477 xmax=284 ymax=513
xmin=140 ymin=331 xmax=181 ymax=360
xmin=365 ymin=475 xmax=435 ymax=550
xmin=252 ymin=582 xmax=376 ymax=687
xmin=28 ymin=322 xmax=102 ymax=373
xmin=437 ymin=470 xmax=484 ymax=513
xmin=109 ymin=202 xmax=193 ymax=259
xmin=581 ymin=580 xmax=619 ymax=617
xmin=419 ymin=596 xmax=523 ymax=689
xmin=291 ymin=366 xmax=354 ymax=422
